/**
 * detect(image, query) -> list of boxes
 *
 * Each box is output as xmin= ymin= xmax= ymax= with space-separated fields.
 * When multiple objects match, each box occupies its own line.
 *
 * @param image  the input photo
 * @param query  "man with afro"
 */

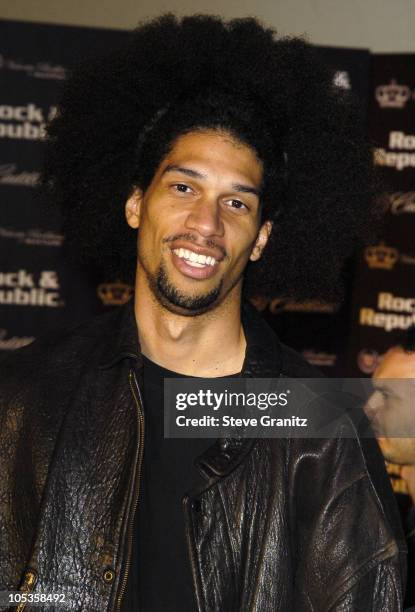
xmin=0 ymin=14 xmax=407 ymax=612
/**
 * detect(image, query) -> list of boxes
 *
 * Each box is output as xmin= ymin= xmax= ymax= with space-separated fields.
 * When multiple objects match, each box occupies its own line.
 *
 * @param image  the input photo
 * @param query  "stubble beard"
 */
xmin=148 ymin=261 xmax=223 ymax=316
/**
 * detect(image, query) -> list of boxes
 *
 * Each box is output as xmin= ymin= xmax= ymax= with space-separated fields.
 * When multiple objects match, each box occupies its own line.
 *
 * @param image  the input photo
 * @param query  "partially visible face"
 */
xmin=125 ymin=129 xmax=271 ymax=315
xmin=364 ymin=346 xmax=415 ymax=464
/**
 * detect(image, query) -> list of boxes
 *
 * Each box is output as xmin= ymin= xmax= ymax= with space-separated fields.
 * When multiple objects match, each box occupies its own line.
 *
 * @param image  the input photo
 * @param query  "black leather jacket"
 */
xmin=0 ymin=302 xmax=407 ymax=611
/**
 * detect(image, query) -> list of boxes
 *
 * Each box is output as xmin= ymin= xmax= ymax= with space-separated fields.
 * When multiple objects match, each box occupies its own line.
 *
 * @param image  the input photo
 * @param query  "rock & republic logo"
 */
xmin=360 ymin=292 xmax=415 ymax=332
xmin=375 ymin=131 xmax=415 ymax=171
xmin=0 ymin=269 xmax=63 ymax=307
xmin=0 ymin=103 xmax=57 ymax=141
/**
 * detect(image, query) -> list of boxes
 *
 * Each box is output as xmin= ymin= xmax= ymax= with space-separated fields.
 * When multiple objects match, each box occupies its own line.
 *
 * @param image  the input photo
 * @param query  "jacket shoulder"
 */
xmin=242 ymin=301 xmax=323 ymax=378
xmin=279 ymin=342 xmax=324 ymax=378
xmin=0 ymin=308 xmax=118 ymax=387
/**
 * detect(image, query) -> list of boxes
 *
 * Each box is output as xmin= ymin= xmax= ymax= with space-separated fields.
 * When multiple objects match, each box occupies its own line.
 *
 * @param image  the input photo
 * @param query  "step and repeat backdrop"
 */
xmin=0 ymin=19 xmax=414 ymax=375
xmin=348 ymin=55 xmax=415 ymax=376
xmin=0 ymin=20 xmax=129 ymax=351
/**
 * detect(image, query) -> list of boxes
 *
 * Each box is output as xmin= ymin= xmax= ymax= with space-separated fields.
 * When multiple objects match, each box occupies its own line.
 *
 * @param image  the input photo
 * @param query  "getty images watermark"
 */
xmin=163 ymin=377 xmax=415 ymax=438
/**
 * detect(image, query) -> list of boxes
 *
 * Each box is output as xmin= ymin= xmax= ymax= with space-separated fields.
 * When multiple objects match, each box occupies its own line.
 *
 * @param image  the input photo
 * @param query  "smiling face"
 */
xmin=125 ymin=130 xmax=272 ymax=315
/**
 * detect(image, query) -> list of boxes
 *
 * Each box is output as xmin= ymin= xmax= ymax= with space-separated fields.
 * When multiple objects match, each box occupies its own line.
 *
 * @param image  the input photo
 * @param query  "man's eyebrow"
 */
xmin=373 ymin=381 xmax=394 ymax=394
xmin=162 ymin=165 xmax=206 ymax=179
xmin=162 ymin=165 xmax=260 ymax=197
xmin=232 ymin=183 xmax=260 ymax=197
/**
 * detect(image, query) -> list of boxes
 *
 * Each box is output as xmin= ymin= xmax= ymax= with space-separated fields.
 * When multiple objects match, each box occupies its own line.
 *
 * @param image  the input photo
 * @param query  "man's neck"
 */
xmin=133 ymin=278 xmax=246 ymax=377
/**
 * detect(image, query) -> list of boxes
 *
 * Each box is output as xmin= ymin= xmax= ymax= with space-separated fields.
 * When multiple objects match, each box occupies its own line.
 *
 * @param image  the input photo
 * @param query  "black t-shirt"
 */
xmin=121 ymin=356 xmax=218 ymax=611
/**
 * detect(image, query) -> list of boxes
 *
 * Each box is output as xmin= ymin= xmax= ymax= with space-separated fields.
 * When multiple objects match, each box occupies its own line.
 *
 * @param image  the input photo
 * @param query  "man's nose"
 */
xmin=184 ymin=197 xmax=225 ymax=238
xmin=364 ymin=390 xmax=384 ymax=419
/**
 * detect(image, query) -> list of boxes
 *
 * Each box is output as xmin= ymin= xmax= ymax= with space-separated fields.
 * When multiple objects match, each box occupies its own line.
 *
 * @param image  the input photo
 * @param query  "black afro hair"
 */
xmin=41 ymin=13 xmax=379 ymax=301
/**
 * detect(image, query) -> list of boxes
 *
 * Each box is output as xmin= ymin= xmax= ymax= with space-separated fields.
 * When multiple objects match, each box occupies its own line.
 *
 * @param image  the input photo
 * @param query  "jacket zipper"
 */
xmin=15 ymin=569 xmax=37 ymax=612
xmin=115 ymin=369 xmax=145 ymax=611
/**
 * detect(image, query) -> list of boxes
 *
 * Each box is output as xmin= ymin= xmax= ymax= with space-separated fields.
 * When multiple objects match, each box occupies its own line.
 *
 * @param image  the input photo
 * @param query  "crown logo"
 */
xmin=365 ymin=242 xmax=398 ymax=270
xmin=375 ymin=80 xmax=410 ymax=108
xmin=97 ymin=281 xmax=134 ymax=306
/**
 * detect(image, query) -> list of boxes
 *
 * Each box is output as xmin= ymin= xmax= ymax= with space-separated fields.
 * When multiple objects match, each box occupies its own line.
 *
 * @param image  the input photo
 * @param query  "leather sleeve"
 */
xmin=329 ymin=558 xmax=403 ymax=611
xmin=290 ymin=431 xmax=407 ymax=611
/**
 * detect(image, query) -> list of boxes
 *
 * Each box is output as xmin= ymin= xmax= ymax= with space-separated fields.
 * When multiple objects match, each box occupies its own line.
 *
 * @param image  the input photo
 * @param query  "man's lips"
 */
xmin=169 ymin=241 xmax=225 ymax=262
xmin=169 ymin=243 xmax=223 ymax=280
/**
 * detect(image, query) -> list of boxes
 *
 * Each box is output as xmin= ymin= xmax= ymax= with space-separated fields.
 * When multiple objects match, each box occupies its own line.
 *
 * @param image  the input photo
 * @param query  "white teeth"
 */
xmin=173 ymin=248 xmax=217 ymax=266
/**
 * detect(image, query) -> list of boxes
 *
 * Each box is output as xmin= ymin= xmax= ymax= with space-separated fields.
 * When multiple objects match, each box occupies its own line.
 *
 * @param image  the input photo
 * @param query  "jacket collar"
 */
xmin=99 ymin=299 xmax=282 ymax=373
xmin=98 ymin=298 xmax=283 ymax=479
xmin=98 ymin=301 xmax=142 ymax=370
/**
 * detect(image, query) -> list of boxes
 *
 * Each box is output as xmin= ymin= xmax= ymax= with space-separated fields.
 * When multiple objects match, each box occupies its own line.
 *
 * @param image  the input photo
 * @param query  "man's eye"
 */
xmin=173 ymin=183 xmax=191 ymax=193
xmin=379 ymin=389 xmax=393 ymax=401
xmin=227 ymin=199 xmax=247 ymax=211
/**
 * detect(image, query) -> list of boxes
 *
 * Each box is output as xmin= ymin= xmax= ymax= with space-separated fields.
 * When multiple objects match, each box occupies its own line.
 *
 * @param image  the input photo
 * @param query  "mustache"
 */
xmin=162 ymin=233 xmax=227 ymax=258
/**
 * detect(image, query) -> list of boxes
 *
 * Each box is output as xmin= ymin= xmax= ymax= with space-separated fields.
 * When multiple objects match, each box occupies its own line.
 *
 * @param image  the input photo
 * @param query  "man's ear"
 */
xmin=250 ymin=220 xmax=273 ymax=261
xmin=125 ymin=188 xmax=144 ymax=229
